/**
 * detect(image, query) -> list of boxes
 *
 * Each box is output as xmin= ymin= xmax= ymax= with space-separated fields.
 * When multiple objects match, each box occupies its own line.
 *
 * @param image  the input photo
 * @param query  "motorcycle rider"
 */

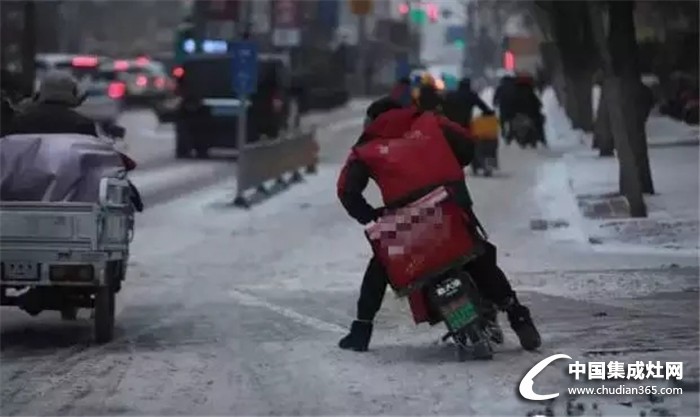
xmin=1 ymin=70 xmax=26 ymax=136
xmin=363 ymin=78 xmax=413 ymax=128
xmin=511 ymin=74 xmax=547 ymax=145
xmin=5 ymin=71 xmax=98 ymax=137
xmin=443 ymin=77 xmax=495 ymax=126
xmin=4 ymin=71 xmax=143 ymax=211
xmin=389 ymin=77 xmax=412 ymax=107
xmin=493 ymin=75 xmax=516 ymax=135
xmin=336 ymin=84 xmax=541 ymax=353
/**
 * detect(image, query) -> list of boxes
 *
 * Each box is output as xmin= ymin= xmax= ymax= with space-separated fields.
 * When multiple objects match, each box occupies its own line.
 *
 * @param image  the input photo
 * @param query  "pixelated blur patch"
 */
xmin=364 ymin=186 xmax=478 ymax=291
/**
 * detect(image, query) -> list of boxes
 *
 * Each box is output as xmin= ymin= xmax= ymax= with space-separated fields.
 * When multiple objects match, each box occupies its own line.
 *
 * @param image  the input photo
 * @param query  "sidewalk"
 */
xmin=542 ymin=87 xmax=700 ymax=256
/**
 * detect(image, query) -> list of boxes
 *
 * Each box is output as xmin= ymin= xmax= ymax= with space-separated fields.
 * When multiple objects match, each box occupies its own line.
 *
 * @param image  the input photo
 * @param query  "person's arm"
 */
xmin=337 ymin=150 xmax=379 ymax=225
xmin=472 ymin=92 xmax=494 ymax=114
xmin=439 ymin=117 xmax=475 ymax=167
xmin=493 ymin=87 xmax=501 ymax=107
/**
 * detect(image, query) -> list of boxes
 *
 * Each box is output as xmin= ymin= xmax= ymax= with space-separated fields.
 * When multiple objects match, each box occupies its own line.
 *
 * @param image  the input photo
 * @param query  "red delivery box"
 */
xmin=365 ymin=187 xmax=481 ymax=296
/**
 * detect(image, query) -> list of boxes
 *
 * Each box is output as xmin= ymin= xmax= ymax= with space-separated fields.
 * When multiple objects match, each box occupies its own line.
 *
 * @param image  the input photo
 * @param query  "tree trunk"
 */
xmin=548 ymin=1 xmax=596 ymax=133
xmin=608 ymin=1 xmax=654 ymax=195
xmin=566 ymin=69 xmax=594 ymax=131
xmin=594 ymin=79 xmax=615 ymax=156
xmin=588 ymin=1 xmax=646 ymax=217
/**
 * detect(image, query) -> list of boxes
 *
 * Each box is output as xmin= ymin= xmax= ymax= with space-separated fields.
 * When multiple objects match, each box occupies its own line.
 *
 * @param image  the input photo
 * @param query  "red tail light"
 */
xmin=136 ymin=57 xmax=150 ymax=67
xmin=154 ymin=77 xmax=166 ymax=89
xmin=172 ymin=66 xmax=184 ymax=78
xmin=108 ymin=82 xmax=126 ymax=99
xmin=72 ymin=56 xmax=98 ymax=67
xmin=114 ymin=60 xmax=129 ymax=71
xmin=136 ymin=75 xmax=148 ymax=87
xmin=504 ymin=51 xmax=515 ymax=71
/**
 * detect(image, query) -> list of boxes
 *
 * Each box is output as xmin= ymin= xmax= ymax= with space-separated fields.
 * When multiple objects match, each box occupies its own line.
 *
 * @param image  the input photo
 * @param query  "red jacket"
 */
xmin=337 ymin=108 xmax=475 ymax=224
xmin=354 ymin=109 xmax=464 ymax=205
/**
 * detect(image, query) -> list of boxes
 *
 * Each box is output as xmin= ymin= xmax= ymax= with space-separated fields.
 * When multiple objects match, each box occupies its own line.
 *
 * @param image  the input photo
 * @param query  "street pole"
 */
xmin=357 ymin=13 xmax=368 ymax=96
xmin=234 ymin=1 xmax=252 ymax=207
xmin=237 ymin=22 xmax=249 ymax=155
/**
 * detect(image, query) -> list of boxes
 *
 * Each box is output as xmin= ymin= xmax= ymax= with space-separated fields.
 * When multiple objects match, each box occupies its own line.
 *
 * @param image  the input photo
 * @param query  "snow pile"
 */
xmin=542 ymin=87 xmax=587 ymax=149
xmin=563 ymin=135 xmax=699 ymax=255
xmin=646 ymin=115 xmax=700 ymax=146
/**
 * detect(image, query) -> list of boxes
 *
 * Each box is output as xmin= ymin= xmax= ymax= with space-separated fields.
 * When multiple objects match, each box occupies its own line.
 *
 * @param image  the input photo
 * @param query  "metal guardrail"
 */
xmin=233 ymin=127 xmax=319 ymax=208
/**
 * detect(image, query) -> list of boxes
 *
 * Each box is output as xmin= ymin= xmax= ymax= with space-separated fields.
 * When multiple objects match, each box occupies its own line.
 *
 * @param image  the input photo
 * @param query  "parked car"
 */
xmin=173 ymin=52 xmax=301 ymax=158
xmin=35 ymin=54 xmax=125 ymax=128
xmin=109 ymin=57 xmax=176 ymax=108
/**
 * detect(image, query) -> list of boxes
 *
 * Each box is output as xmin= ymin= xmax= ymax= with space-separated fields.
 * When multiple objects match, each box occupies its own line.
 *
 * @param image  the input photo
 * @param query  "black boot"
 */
xmin=501 ymin=298 xmax=541 ymax=351
xmin=507 ymin=305 xmax=541 ymax=351
xmin=338 ymin=320 xmax=373 ymax=352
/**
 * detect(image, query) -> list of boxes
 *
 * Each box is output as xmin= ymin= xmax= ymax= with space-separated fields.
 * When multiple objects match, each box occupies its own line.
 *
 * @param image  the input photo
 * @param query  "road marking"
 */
xmin=228 ymin=289 xmax=346 ymax=334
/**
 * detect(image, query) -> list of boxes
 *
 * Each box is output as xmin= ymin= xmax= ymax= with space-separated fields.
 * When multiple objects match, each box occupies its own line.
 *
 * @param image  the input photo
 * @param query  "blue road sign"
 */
xmin=445 ymin=25 xmax=466 ymax=45
xmin=318 ymin=0 xmax=339 ymax=29
xmin=231 ymin=41 xmax=258 ymax=96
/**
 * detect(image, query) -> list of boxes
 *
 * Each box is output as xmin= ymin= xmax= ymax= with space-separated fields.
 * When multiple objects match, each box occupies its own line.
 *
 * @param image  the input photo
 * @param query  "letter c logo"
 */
xmin=519 ymin=354 xmax=572 ymax=401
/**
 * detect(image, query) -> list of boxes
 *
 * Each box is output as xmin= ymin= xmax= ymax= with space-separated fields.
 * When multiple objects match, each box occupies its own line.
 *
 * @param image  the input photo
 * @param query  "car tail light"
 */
xmin=136 ymin=56 xmax=150 ymax=67
xmin=72 ymin=56 xmax=98 ymax=67
xmin=114 ymin=60 xmax=129 ymax=71
xmin=108 ymin=81 xmax=126 ymax=99
xmin=154 ymin=77 xmax=166 ymax=89
xmin=136 ymin=75 xmax=148 ymax=87
xmin=172 ymin=66 xmax=184 ymax=78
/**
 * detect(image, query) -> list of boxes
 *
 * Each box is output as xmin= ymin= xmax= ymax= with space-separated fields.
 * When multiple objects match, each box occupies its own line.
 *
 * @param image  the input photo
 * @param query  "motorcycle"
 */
xmin=509 ymin=113 xmax=538 ymax=148
xmin=470 ymin=115 xmax=500 ymax=177
xmin=366 ymin=187 xmax=504 ymax=360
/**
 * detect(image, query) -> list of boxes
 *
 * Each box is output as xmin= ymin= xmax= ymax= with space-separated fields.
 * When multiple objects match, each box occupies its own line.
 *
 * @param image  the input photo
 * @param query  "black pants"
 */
xmin=356 ymin=241 xmax=516 ymax=322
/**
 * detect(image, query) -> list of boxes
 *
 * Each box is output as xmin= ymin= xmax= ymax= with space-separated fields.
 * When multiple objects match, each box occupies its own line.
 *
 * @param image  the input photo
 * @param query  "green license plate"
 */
xmin=445 ymin=301 xmax=478 ymax=330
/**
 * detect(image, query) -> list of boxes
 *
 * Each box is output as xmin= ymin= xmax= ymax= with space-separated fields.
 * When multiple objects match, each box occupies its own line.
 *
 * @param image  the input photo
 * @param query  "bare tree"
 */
xmin=535 ymin=1 xmax=597 ymax=132
xmin=588 ymin=1 xmax=649 ymax=217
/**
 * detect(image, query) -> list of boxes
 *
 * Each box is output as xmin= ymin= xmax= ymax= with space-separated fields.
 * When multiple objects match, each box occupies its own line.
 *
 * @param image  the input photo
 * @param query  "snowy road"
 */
xmin=1 ymin=105 xmax=698 ymax=416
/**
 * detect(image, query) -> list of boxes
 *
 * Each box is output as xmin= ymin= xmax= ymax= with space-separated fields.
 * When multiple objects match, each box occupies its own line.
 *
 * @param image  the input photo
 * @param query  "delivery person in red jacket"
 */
xmin=336 ymin=85 xmax=541 ymax=352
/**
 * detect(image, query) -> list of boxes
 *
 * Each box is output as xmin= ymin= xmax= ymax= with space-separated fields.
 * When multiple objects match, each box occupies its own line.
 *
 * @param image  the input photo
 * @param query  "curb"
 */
xmin=558 ymin=152 xmax=699 ymax=257
xmin=648 ymin=138 xmax=699 ymax=148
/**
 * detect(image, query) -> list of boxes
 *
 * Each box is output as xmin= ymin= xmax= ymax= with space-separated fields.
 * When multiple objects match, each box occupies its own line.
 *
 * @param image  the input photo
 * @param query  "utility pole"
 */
xmin=349 ymin=0 xmax=373 ymax=96
xmin=357 ymin=13 xmax=368 ymax=95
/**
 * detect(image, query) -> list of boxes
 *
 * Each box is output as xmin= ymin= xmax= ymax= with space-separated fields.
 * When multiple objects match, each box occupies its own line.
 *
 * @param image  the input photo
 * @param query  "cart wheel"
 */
xmin=60 ymin=307 xmax=78 ymax=321
xmin=94 ymin=286 xmax=115 ymax=344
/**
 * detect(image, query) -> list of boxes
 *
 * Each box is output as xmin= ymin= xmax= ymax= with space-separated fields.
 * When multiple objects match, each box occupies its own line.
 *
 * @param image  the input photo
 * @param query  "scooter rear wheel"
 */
xmin=455 ymin=325 xmax=493 ymax=361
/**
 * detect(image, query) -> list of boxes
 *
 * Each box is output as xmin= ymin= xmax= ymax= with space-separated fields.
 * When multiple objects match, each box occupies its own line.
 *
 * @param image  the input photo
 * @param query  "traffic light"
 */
xmin=453 ymin=39 xmax=465 ymax=49
xmin=410 ymin=7 xmax=427 ymax=24
xmin=426 ymin=3 xmax=438 ymax=22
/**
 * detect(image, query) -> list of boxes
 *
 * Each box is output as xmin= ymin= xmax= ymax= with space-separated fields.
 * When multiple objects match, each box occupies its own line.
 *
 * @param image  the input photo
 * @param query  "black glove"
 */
xmin=357 ymin=207 xmax=385 ymax=225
